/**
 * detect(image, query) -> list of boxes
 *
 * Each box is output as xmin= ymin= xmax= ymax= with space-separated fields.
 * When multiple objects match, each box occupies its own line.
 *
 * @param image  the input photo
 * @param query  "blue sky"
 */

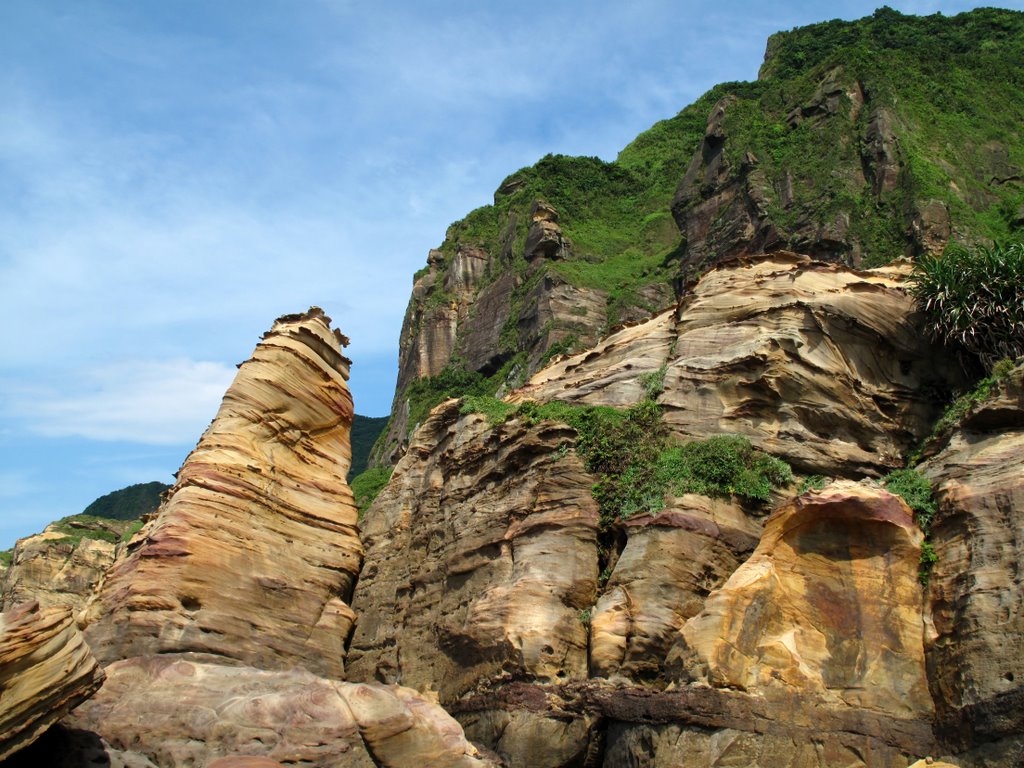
xmin=1 ymin=0 xmax=1016 ymax=547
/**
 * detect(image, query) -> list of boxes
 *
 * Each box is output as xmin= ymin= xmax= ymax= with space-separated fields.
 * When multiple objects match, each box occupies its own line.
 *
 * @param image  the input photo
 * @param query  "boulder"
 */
xmin=64 ymin=655 xmax=495 ymax=768
xmin=668 ymin=481 xmax=932 ymax=719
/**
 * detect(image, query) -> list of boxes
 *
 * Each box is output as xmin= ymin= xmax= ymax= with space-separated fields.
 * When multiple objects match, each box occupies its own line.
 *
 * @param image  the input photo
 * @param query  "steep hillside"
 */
xmin=80 ymin=481 xmax=169 ymax=521
xmin=368 ymin=6 xmax=1024 ymax=467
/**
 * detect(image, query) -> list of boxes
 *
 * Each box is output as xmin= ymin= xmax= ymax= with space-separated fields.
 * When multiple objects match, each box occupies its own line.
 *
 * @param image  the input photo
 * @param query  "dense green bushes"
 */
xmin=882 ymin=468 xmax=939 ymax=584
xmin=911 ymin=243 xmax=1024 ymax=367
xmin=466 ymin=397 xmax=793 ymax=526
xmin=349 ymin=466 xmax=394 ymax=518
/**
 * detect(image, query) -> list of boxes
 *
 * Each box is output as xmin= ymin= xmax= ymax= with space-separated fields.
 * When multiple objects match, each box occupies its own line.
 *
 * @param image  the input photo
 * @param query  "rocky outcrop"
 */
xmin=82 ymin=308 xmax=362 ymax=678
xmin=921 ymin=363 xmax=1024 ymax=762
xmin=371 ymin=197 xmax=673 ymax=466
xmin=348 ymin=399 xmax=599 ymax=700
xmin=0 ymin=601 xmax=104 ymax=761
xmin=0 ymin=517 xmax=139 ymax=615
xmin=519 ymin=253 xmax=963 ymax=477
xmin=669 ymin=481 xmax=931 ymax=716
xmin=590 ymin=494 xmax=760 ymax=681
xmin=62 ymin=656 xmax=495 ymax=768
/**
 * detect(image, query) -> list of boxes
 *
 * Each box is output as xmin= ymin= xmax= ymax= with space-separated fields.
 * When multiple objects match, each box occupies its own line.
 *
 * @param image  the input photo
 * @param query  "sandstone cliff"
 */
xmin=920 ymin=363 xmax=1024 ymax=764
xmin=348 ymin=254 xmax=974 ymax=767
xmin=369 ymin=7 xmax=1024 ymax=468
xmin=82 ymin=308 xmax=363 ymax=678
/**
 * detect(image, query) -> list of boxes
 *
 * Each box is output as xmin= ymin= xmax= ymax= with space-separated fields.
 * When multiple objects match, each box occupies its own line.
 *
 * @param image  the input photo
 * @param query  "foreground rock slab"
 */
xmin=65 ymin=656 xmax=495 ymax=768
xmin=0 ymin=601 xmax=104 ymax=761
xmin=83 ymin=309 xmax=363 ymax=677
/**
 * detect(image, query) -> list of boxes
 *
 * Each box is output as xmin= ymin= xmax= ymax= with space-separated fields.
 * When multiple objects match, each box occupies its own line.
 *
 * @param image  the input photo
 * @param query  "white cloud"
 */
xmin=11 ymin=359 xmax=235 ymax=445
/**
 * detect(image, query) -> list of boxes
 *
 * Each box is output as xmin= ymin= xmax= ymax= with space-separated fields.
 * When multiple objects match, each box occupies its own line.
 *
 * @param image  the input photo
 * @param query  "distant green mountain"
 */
xmin=349 ymin=415 xmax=389 ymax=480
xmin=81 ymin=481 xmax=169 ymax=521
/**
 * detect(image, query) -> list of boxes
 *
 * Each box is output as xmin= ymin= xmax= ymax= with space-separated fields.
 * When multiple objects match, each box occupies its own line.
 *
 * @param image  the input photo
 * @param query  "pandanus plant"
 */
xmin=911 ymin=242 xmax=1024 ymax=368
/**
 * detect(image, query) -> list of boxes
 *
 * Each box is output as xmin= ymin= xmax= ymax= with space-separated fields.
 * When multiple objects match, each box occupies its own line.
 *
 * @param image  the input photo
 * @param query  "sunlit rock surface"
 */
xmin=82 ymin=308 xmax=362 ymax=677
xmin=669 ymin=481 xmax=931 ymax=717
xmin=590 ymin=494 xmax=760 ymax=681
xmin=0 ymin=601 xmax=104 ymax=761
xmin=518 ymin=253 xmax=963 ymax=476
xmin=348 ymin=399 xmax=599 ymax=700
xmin=0 ymin=518 xmax=138 ymax=615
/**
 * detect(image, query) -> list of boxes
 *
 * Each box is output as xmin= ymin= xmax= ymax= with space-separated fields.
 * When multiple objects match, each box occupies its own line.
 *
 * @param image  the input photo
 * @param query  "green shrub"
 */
xmin=350 ymin=466 xmax=394 ymax=518
xmin=459 ymin=396 xmax=517 ymax=425
xmin=911 ymin=243 xmax=1024 ymax=367
xmin=0 ymin=550 xmax=12 ymax=567
xmin=798 ymin=475 xmax=829 ymax=494
xmin=882 ymin=468 xmax=940 ymax=585
xmin=919 ymin=541 xmax=938 ymax=585
xmin=882 ymin=468 xmax=937 ymax=530
xmin=463 ymin=396 xmax=792 ymax=525
xmin=638 ymin=364 xmax=668 ymax=399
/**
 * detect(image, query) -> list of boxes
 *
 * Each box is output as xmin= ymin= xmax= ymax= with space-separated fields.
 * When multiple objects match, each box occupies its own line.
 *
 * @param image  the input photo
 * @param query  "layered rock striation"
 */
xmin=348 ymin=399 xmax=599 ymax=700
xmin=519 ymin=253 xmax=963 ymax=477
xmin=0 ymin=601 xmax=104 ymax=761
xmin=83 ymin=308 xmax=363 ymax=678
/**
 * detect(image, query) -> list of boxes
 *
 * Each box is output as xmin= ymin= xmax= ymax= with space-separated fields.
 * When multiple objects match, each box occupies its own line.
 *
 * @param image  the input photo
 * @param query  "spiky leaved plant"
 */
xmin=911 ymin=242 xmax=1024 ymax=368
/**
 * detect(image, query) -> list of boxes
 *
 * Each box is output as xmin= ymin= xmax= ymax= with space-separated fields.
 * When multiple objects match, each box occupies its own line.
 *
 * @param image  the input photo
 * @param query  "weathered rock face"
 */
xmin=590 ymin=494 xmax=761 ymax=681
xmin=62 ymin=656 xmax=495 ymax=768
xmin=348 ymin=399 xmax=599 ymax=701
xmin=520 ymin=253 xmax=963 ymax=477
xmin=82 ymin=308 xmax=362 ymax=678
xmin=371 ymin=197 xmax=674 ymax=466
xmin=669 ymin=481 xmax=931 ymax=717
xmin=921 ymin=363 xmax=1024 ymax=760
xmin=0 ymin=517 xmax=140 ymax=615
xmin=0 ymin=601 xmax=104 ymax=761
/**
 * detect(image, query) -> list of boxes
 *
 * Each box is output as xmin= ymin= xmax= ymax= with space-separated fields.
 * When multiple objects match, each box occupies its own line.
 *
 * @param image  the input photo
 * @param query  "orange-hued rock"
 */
xmin=590 ymin=494 xmax=761 ymax=680
xmin=921 ymin=363 xmax=1024 ymax=758
xmin=347 ymin=400 xmax=599 ymax=701
xmin=64 ymin=656 xmax=495 ymax=768
xmin=0 ymin=601 xmax=104 ymax=761
xmin=0 ymin=517 xmax=141 ymax=615
xmin=516 ymin=253 xmax=963 ymax=476
xmin=669 ymin=481 xmax=931 ymax=718
xmin=82 ymin=308 xmax=362 ymax=678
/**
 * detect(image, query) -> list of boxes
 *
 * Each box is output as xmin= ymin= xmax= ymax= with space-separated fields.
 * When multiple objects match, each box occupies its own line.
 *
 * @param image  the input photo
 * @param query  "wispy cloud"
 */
xmin=7 ymin=359 xmax=235 ymax=445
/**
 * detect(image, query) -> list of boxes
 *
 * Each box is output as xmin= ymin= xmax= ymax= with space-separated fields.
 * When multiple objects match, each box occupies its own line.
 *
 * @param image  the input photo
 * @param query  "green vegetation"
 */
xmin=910 ymin=358 xmax=1018 ymax=463
xmin=719 ymin=8 xmax=1024 ymax=265
xmin=469 ymin=397 xmax=792 ymax=526
xmin=350 ymin=466 xmax=394 ymax=518
xmin=386 ymin=8 xmax=1024 ymax=465
xmin=882 ymin=468 xmax=939 ymax=583
xmin=349 ymin=414 xmax=389 ymax=480
xmin=0 ymin=550 xmax=12 ymax=567
xmin=81 ymin=481 xmax=168 ymax=521
xmin=911 ymin=243 xmax=1024 ymax=367
xmin=48 ymin=514 xmax=140 ymax=548
xmin=798 ymin=475 xmax=829 ymax=494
